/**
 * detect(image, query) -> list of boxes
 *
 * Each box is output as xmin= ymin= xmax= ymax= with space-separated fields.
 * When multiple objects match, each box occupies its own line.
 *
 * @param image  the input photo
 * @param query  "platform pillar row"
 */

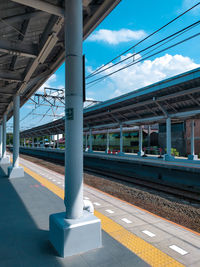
xmin=49 ymin=0 xmax=101 ymax=258
xmin=89 ymin=128 xmax=93 ymax=152
xmin=0 ymin=114 xmax=10 ymax=164
xmin=119 ymin=124 xmax=123 ymax=154
xmin=106 ymin=130 xmax=110 ymax=153
xmin=188 ymin=120 xmax=198 ymax=160
xmin=8 ymin=95 xmax=24 ymax=178
xmin=0 ymin=124 xmax=2 ymax=157
xmin=138 ymin=125 xmax=144 ymax=156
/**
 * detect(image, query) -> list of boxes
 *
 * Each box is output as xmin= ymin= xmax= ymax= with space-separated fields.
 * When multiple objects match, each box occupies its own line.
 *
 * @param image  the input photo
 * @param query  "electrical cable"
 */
xmin=86 ymin=31 xmax=200 ymax=86
xmin=86 ymin=1 xmax=200 ymax=79
xmin=87 ymin=20 xmax=200 ymax=79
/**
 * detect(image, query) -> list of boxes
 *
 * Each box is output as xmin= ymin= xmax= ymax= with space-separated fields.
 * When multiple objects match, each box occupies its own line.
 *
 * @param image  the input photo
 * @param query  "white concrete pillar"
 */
xmin=0 ymin=124 xmax=2 ymax=157
xmin=166 ymin=117 xmax=171 ymax=157
xmin=2 ymin=114 xmax=7 ymax=158
xmin=52 ymin=135 xmax=54 ymax=148
xmin=13 ymin=95 xmax=20 ymax=167
xmin=57 ymin=134 xmax=59 ymax=149
xmin=49 ymin=135 xmax=51 ymax=148
xmin=138 ymin=125 xmax=144 ymax=156
xmin=64 ymin=0 xmax=84 ymax=219
xmin=148 ymin=125 xmax=150 ymax=153
xmin=50 ymin=1 xmax=101 ymax=258
xmin=120 ymin=124 xmax=123 ymax=154
xmin=89 ymin=128 xmax=93 ymax=152
xmin=191 ymin=120 xmax=195 ymax=155
xmin=106 ymin=130 xmax=109 ymax=153
xmin=85 ymin=132 xmax=88 ymax=151
xmin=188 ymin=120 xmax=198 ymax=160
xmin=8 ymin=95 xmax=24 ymax=177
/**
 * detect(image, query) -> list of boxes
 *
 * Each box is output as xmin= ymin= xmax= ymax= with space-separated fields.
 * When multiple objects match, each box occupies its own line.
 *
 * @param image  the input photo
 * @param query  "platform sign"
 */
xmin=66 ymin=108 xmax=74 ymax=120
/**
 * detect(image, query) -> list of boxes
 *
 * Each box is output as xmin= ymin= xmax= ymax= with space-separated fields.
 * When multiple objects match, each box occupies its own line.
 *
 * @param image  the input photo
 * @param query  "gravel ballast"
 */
xmin=20 ymin=153 xmax=200 ymax=233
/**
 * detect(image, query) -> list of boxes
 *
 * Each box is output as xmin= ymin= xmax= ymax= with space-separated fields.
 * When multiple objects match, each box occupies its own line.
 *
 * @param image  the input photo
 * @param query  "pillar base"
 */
xmin=163 ymin=154 xmax=174 ymax=161
xmin=49 ymin=211 xmax=102 ymax=258
xmin=0 ymin=156 xmax=10 ymax=164
xmin=188 ymin=154 xmax=198 ymax=160
xmin=137 ymin=151 xmax=144 ymax=157
xmin=8 ymin=166 xmax=24 ymax=178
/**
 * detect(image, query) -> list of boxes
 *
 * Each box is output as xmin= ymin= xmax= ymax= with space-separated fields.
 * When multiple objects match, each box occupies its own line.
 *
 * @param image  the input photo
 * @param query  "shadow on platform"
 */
xmin=0 ymin=164 xmax=149 ymax=267
xmin=0 ymin=164 xmax=61 ymax=266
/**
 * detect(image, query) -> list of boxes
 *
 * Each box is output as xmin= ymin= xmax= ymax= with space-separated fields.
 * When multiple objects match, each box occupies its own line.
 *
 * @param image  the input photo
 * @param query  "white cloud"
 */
xmin=87 ymin=28 xmax=147 ymax=45
xmin=37 ymin=73 xmax=57 ymax=93
xmin=88 ymin=54 xmax=200 ymax=99
xmin=25 ymin=105 xmax=33 ymax=109
xmin=180 ymin=0 xmax=200 ymax=14
xmin=84 ymin=97 xmax=99 ymax=108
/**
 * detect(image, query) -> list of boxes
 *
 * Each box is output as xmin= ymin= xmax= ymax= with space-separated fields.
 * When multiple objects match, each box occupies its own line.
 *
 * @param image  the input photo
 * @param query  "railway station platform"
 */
xmin=0 ymin=161 xmax=148 ymax=267
xmin=1 ymin=154 xmax=200 ymax=266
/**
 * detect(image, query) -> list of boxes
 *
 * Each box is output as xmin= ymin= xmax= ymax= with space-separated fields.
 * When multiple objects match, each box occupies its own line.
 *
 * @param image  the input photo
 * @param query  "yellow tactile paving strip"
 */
xmin=21 ymin=163 xmax=185 ymax=267
xmin=96 ymin=211 xmax=184 ymax=267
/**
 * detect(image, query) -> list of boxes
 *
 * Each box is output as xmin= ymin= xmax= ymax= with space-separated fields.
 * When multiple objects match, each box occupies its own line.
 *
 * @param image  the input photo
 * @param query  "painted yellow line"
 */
xmin=21 ymin=163 xmax=184 ymax=267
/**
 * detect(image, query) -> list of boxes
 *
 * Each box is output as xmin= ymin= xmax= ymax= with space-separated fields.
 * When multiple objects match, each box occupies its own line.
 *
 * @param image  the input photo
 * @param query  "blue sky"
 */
xmin=16 ymin=0 xmax=200 ymax=131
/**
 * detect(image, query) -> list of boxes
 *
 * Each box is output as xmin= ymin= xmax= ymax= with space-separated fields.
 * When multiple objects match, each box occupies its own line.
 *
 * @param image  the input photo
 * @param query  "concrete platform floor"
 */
xmin=0 ymin=163 xmax=148 ymax=267
xmin=2 ymin=155 xmax=200 ymax=266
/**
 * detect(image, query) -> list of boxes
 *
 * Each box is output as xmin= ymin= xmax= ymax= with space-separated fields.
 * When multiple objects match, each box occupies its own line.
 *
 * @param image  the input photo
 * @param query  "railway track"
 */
xmin=16 ymin=148 xmax=200 ymax=203
xmin=12 ymin=151 xmax=200 ymax=233
xmin=85 ymin=166 xmax=200 ymax=203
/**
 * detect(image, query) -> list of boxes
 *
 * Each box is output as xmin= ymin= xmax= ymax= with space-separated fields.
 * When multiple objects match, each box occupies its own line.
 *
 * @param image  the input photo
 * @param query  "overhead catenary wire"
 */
xmin=86 ymin=1 xmax=200 ymax=79
xmin=86 ymin=20 xmax=200 ymax=79
xmin=86 ymin=31 xmax=200 ymax=86
xmin=86 ymin=22 xmax=200 ymax=90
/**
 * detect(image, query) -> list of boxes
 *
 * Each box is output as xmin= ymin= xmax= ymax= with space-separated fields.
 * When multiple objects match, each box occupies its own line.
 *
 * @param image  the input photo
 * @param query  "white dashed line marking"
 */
xmin=142 ymin=230 xmax=156 ymax=237
xmin=121 ymin=218 xmax=132 ymax=224
xmin=93 ymin=202 xmax=101 ymax=206
xmin=84 ymin=197 xmax=90 ymax=200
xmin=169 ymin=245 xmax=188 ymax=255
xmin=57 ymin=182 xmax=61 ymax=184
xmin=53 ymin=179 xmax=56 ymax=182
xmin=105 ymin=209 xmax=114 ymax=214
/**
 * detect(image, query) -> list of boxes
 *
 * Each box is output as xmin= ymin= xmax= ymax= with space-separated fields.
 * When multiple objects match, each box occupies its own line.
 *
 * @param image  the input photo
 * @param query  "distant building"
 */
xmin=158 ymin=119 xmax=200 ymax=157
xmin=158 ymin=122 xmax=186 ymax=156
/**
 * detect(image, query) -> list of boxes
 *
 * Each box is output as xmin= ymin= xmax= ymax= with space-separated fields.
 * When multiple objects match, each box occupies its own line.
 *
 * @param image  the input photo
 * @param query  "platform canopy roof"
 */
xmin=0 ymin=0 xmax=121 ymax=122
xmin=20 ymin=67 xmax=200 ymax=137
